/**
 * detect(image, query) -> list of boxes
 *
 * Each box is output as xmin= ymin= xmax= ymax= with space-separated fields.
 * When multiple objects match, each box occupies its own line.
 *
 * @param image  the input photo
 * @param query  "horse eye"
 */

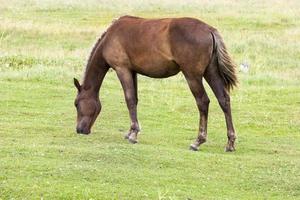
xmin=74 ymin=102 xmax=78 ymax=107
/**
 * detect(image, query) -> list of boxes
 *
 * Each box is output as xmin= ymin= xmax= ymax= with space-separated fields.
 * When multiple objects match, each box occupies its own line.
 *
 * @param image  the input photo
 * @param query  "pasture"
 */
xmin=0 ymin=0 xmax=300 ymax=199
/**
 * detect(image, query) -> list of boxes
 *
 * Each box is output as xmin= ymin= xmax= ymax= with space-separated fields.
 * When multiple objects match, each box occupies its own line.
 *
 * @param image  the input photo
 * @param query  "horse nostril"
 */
xmin=76 ymin=127 xmax=82 ymax=133
xmin=76 ymin=127 xmax=90 ymax=135
xmin=83 ymin=130 xmax=90 ymax=134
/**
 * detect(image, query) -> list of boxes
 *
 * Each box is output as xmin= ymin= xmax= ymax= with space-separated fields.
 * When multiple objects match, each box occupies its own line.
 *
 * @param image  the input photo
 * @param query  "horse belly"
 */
xmin=132 ymin=56 xmax=180 ymax=78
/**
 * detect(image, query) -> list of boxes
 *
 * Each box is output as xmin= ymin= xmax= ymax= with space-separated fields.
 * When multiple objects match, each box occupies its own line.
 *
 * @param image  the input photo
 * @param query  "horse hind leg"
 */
xmin=184 ymin=74 xmax=210 ymax=151
xmin=204 ymin=65 xmax=236 ymax=152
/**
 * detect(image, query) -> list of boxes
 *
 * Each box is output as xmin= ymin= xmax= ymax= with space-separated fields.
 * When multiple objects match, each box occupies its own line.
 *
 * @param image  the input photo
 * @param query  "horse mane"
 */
xmin=84 ymin=30 xmax=107 ymax=76
xmin=83 ymin=17 xmax=121 ymax=81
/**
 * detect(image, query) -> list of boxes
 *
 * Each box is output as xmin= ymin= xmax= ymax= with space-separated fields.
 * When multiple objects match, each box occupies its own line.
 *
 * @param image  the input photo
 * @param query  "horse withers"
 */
xmin=73 ymin=16 xmax=238 ymax=151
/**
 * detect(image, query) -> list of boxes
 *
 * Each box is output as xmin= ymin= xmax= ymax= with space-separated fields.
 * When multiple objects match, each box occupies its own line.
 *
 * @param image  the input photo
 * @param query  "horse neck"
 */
xmin=82 ymin=53 xmax=108 ymax=96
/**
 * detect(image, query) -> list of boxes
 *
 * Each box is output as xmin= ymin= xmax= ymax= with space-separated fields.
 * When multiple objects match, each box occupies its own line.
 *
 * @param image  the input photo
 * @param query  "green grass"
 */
xmin=1 ymin=0 xmax=300 ymax=199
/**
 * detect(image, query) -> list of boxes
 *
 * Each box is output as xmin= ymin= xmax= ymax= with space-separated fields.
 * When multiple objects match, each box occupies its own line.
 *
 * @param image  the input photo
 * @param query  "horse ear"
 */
xmin=73 ymin=78 xmax=81 ymax=92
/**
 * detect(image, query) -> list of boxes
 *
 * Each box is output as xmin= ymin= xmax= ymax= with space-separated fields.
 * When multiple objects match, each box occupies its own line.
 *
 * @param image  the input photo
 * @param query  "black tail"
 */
xmin=211 ymin=31 xmax=238 ymax=91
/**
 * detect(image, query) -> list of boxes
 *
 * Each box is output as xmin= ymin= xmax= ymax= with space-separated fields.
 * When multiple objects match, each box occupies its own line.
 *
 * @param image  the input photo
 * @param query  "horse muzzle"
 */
xmin=76 ymin=127 xmax=90 ymax=135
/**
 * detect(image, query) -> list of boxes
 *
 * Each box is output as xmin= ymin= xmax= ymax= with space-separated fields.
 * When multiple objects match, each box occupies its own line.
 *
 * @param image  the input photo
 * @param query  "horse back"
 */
xmin=102 ymin=16 xmax=215 ymax=77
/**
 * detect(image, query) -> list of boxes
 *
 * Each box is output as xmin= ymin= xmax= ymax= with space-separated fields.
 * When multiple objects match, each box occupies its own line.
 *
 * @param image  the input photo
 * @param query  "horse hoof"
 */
xmin=189 ymin=144 xmax=199 ymax=151
xmin=225 ymin=146 xmax=235 ymax=152
xmin=128 ymin=138 xmax=138 ymax=144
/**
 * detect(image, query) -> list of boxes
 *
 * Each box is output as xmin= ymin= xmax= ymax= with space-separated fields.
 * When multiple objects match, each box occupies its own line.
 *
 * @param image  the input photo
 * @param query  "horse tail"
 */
xmin=211 ymin=31 xmax=238 ymax=91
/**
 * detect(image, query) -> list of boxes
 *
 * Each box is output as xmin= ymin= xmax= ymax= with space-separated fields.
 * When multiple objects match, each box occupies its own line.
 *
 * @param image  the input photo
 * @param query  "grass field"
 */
xmin=1 ymin=0 xmax=300 ymax=199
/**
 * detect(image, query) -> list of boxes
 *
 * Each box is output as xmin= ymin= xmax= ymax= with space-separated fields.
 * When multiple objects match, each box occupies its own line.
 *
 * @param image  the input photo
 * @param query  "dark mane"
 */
xmin=83 ymin=18 xmax=121 ymax=80
xmin=84 ymin=31 xmax=107 ymax=75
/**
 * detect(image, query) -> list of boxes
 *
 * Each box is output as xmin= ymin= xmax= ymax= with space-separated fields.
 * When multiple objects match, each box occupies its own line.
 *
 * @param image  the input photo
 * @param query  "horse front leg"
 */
xmin=116 ymin=69 xmax=140 ymax=143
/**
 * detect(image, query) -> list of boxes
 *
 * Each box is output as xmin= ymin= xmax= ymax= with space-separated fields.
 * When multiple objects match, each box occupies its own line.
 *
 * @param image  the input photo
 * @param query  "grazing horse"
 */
xmin=73 ymin=16 xmax=238 ymax=151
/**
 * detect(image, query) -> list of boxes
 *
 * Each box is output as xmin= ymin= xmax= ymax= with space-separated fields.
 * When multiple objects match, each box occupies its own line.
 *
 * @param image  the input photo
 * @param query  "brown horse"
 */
xmin=73 ymin=16 xmax=238 ymax=151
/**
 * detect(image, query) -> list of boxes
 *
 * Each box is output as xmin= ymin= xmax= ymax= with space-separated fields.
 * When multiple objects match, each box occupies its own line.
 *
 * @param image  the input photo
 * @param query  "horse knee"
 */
xmin=125 ymin=94 xmax=137 ymax=108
